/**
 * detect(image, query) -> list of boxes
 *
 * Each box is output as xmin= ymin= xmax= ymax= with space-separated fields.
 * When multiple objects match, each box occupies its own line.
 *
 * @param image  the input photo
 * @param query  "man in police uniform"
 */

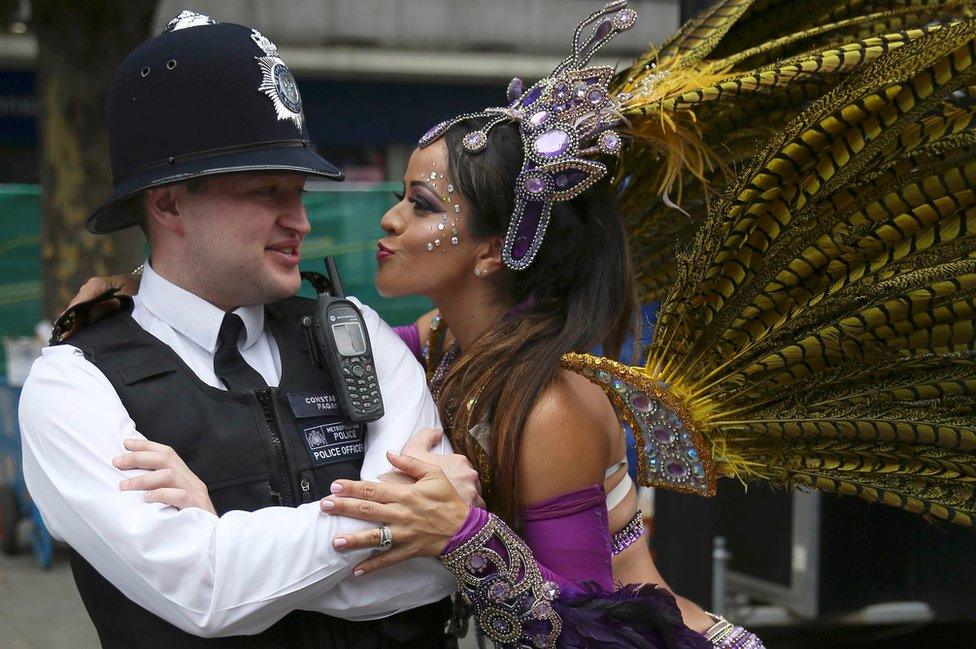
xmin=20 ymin=11 xmax=471 ymax=648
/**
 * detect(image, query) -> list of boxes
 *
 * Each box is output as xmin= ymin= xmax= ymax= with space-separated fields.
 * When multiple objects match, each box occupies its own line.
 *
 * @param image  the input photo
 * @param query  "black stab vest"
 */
xmin=63 ymin=296 xmax=450 ymax=649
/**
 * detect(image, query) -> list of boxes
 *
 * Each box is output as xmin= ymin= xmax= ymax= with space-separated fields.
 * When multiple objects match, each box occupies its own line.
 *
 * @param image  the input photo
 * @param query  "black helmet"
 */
xmin=87 ymin=11 xmax=343 ymax=234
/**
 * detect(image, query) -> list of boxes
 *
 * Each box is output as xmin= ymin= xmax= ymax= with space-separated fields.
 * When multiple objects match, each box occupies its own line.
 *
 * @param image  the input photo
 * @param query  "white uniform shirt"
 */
xmin=19 ymin=262 xmax=455 ymax=637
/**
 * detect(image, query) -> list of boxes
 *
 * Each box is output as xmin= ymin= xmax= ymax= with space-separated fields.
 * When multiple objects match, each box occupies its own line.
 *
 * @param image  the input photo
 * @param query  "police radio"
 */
xmin=306 ymin=257 xmax=384 ymax=423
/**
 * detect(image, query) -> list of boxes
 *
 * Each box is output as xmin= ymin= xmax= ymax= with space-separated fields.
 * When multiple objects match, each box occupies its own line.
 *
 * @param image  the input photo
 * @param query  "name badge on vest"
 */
xmin=300 ymin=420 xmax=365 ymax=467
xmin=287 ymin=391 xmax=341 ymax=418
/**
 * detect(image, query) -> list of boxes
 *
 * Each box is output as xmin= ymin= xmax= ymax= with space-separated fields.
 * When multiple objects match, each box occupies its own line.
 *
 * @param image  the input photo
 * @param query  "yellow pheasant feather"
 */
xmin=567 ymin=2 xmax=976 ymax=527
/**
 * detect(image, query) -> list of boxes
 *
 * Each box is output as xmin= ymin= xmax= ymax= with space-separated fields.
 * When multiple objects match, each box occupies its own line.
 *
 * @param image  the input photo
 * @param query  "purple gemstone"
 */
xmin=630 ymin=391 xmax=650 ymax=412
xmin=530 ymin=600 xmax=553 ymax=619
xmin=553 ymin=82 xmax=569 ymax=101
xmin=666 ymin=461 xmax=687 ymax=477
xmin=552 ymin=103 xmax=568 ymax=113
xmin=492 ymin=617 xmax=511 ymax=633
xmin=595 ymin=18 xmax=612 ymax=39
xmin=599 ymin=131 xmax=622 ymax=154
xmin=554 ymin=169 xmax=588 ymax=190
xmin=587 ymin=88 xmax=605 ymax=105
xmin=529 ymin=110 xmax=549 ymax=127
xmin=533 ymin=129 xmax=570 ymax=158
xmin=507 ymin=77 xmax=524 ymax=103
xmin=490 ymin=581 xmax=511 ymax=601
xmin=522 ymin=85 xmax=542 ymax=107
xmin=420 ymin=121 xmax=447 ymax=145
xmin=467 ymin=552 xmax=487 ymax=572
xmin=614 ymin=8 xmax=637 ymax=29
xmin=653 ymin=427 xmax=673 ymax=443
xmin=462 ymin=131 xmax=487 ymax=152
xmin=524 ymin=176 xmax=546 ymax=194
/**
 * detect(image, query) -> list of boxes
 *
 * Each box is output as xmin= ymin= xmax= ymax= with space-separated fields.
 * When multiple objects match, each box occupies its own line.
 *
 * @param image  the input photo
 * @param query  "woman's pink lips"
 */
xmin=377 ymin=242 xmax=394 ymax=263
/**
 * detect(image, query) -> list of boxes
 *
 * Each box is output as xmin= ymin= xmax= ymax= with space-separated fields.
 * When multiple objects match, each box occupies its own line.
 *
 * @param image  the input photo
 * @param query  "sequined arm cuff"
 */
xmin=611 ymin=509 xmax=646 ymax=555
xmin=705 ymin=616 xmax=766 ymax=649
xmin=440 ymin=508 xmax=563 ymax=649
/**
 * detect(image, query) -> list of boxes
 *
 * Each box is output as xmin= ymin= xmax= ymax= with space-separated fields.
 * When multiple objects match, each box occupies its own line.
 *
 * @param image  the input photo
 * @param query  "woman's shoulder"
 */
xmin=517 ymin=368 xmax=618 ymax=505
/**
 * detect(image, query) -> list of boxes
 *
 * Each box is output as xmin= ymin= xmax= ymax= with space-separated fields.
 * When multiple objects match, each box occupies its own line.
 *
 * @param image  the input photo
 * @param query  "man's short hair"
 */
xmin=135 ymin=177 xmax=210 ymax=238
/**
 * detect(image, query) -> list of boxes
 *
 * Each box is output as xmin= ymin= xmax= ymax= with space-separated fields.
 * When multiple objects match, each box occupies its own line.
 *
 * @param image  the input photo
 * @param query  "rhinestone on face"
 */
xmin=435 ymin=239 xmax=442 ymax=246
xmin=437 ymin=223 xmax=445 ymax=231
xmin=447 ymin=183 xmax=455 ymax=192
xmin=426 ymin=242 xmax=435 ymax=252
xmin=451 ymin=236 xmax=460 ymax=245
xmin=454 ymin=204 xmax=461 ymax=213
xmin=430 ymin=171 xmax=437 ymax=179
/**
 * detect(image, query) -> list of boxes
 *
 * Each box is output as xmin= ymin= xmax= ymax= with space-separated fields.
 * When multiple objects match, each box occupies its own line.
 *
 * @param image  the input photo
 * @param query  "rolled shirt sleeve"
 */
xmin=20 ymin=297 xmax=453 ymax=636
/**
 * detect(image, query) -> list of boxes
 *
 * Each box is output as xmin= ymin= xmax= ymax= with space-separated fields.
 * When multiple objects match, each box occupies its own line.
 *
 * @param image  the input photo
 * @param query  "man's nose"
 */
xmin=281 ymin=200 xmax=311 ymax=236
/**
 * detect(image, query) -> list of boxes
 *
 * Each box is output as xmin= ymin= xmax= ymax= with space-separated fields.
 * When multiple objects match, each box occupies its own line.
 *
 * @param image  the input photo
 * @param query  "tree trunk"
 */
xmin=34 ymin=0 xmax=157 ymax=321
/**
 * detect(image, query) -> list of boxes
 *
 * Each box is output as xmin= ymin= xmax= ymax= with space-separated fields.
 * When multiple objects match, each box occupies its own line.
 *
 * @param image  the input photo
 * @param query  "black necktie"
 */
xmin=214 ymin=313 xmax=267 ymax=391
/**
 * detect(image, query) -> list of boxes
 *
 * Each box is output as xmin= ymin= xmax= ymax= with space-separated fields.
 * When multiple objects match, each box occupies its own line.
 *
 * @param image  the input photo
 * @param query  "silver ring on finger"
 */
xmin=377 ymin=524 xmax=393 ymax=550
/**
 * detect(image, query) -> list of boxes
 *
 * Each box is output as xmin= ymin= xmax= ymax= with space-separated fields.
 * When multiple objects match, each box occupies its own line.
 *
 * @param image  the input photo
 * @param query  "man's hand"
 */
xmin=396 ymin=427 xmax=483 ymax=507
xmin=114 ymin=438 xmax=216 ymax=515
xmin=322 ymin=451 xmax=471 ymax=576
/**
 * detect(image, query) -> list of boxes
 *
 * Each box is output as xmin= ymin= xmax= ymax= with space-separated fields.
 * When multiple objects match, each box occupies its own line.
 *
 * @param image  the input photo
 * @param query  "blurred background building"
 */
xmin=1 ymin=2 xmax=975 ymax=648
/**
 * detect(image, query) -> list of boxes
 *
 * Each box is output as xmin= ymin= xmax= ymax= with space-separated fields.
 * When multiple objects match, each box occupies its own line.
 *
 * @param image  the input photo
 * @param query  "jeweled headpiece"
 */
xmin=417 ymin=1 xmax=637 ymax=270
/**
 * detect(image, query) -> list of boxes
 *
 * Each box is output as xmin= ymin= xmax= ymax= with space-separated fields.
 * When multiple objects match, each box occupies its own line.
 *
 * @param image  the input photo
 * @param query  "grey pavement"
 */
xmin=0 ymin=546 xmax=478 ymax=648
xmin=0 ymin=548 xmax=99 ymax=649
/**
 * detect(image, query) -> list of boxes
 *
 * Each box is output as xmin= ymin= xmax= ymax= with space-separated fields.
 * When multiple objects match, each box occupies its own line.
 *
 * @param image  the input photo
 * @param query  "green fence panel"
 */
xmin=0 ymin=183 xmax=432 ymax=373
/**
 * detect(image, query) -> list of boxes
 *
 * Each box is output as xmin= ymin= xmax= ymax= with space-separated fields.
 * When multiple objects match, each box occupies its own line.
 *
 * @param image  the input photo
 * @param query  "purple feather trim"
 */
xmin=553 ymin=582 xmax=712 ymax=649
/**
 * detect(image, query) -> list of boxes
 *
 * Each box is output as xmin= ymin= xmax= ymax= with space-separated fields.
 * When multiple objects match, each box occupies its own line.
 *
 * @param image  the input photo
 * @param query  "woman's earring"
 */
xmin=474 ymin=267 xmax=484 ymax=278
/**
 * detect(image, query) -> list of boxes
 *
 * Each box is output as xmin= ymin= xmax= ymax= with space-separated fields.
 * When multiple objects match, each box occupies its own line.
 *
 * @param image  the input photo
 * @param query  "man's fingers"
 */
xmin=320 ymin=495 xmax=395 ymax=523
xmin=113 ymin=450 xmax=168 ymax=471
xmin=351 ymin=547 xmax=419 ymax=576
xmin=122 ymin=438 xmax=171 ymax=454
xmin=386 ymin=451 xmax=439 ymax=480
xmin=402 ymin=427 xmax=444 ymax=455
xmin=143 ymin=488 xmax=190 ymax=509
xmin=120 ymin=468 xmax=179 ymax=492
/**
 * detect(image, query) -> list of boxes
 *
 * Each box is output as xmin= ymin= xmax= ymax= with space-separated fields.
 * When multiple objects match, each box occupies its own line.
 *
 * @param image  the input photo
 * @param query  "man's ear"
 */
xmin=144 ymin=186 xmax=185 ymax=236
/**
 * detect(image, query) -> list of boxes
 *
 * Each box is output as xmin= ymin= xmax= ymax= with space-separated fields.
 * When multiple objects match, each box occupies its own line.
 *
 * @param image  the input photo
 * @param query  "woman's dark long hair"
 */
xmin=437 ymin=116 xmax=639 ymax=526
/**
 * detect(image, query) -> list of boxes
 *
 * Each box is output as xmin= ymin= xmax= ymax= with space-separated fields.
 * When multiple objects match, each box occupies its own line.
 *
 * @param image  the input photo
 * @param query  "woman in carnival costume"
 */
xmin=329 ymin=1 xmax=976 ymax=646
xmin=65 ymin=1 xmax=976 ymax=646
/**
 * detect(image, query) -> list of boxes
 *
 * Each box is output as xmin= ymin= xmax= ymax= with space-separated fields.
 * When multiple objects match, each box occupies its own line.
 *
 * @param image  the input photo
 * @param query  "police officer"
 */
xmin=20 ymin=11 xmax=473 ymax=648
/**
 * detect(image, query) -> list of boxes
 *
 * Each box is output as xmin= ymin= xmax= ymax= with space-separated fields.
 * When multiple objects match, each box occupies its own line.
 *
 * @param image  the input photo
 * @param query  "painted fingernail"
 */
xmin=333 ymin=538 xmax=347 ymax=548
xmin=321 ymin=498 xmax=335 ymax=510
xmin=354 ymin=569 xmax=365 ymax=577
xmin=330 ymin=482 xmax=342 ymax=493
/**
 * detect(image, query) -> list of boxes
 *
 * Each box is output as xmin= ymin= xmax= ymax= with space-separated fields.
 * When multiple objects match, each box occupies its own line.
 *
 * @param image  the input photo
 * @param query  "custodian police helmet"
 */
xmin=87 ymin=11 xmax=343 ymax=234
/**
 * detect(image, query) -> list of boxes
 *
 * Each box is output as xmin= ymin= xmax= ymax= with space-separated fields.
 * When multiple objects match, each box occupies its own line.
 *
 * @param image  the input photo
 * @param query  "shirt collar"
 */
xmin=137 ymin=261 xmax=266 ymax=354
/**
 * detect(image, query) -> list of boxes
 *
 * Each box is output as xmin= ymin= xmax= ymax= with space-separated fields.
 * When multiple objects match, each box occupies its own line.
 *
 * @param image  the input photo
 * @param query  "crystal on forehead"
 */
xmin=415 ymin=1 xmax=636 ymax=271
